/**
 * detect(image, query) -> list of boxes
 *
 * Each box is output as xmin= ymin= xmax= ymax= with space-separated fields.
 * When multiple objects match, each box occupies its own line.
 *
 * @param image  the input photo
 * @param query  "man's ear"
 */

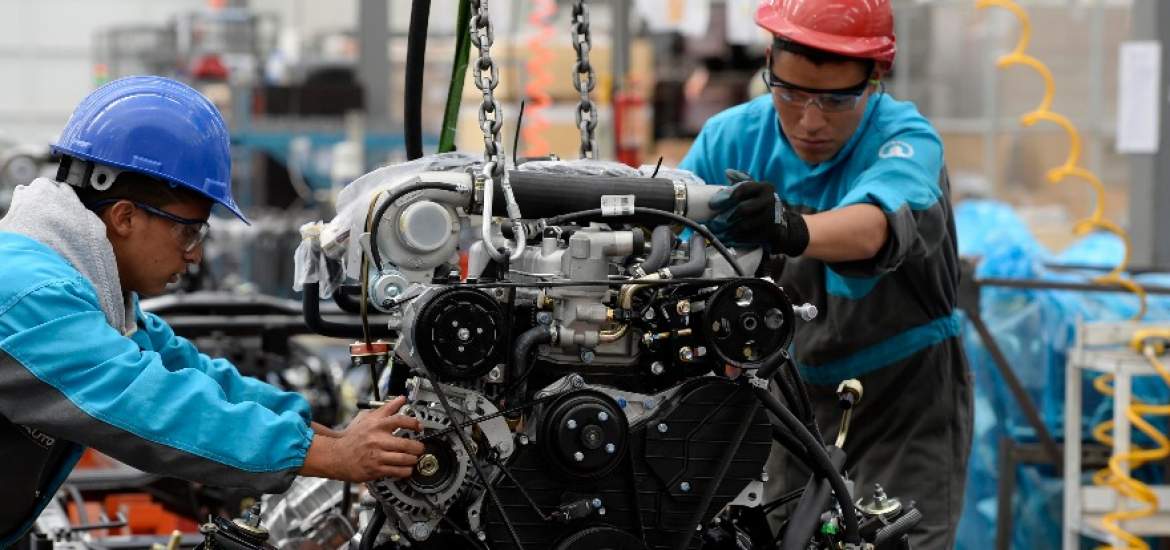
xmin=101 ymin=200 xmax=137 ymax=238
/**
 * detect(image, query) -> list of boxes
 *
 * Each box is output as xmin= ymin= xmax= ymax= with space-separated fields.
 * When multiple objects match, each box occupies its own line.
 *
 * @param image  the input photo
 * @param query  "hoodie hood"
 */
xmin=0 ymin=178 xmax=135 ymax=335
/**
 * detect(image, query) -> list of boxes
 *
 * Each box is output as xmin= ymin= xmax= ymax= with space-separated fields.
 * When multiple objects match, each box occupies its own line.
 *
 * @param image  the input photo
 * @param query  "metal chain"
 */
xmin=469 ymin=0 xmax=504 ymax=178
xmin=570 ymin=0 xmax=598 ymax=159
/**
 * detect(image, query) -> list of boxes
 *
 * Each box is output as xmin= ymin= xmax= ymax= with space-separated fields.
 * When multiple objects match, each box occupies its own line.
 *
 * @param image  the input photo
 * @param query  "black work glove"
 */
xmin=707 ymin=169 xmax=809 ymax=256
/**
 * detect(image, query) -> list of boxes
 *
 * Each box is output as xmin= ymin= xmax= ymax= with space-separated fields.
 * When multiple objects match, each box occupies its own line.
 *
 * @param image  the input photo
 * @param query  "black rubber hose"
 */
xmin=332 ymin=285 xmax=364 ymax=314
xmin=780 ymin=445 xmax=847 ymax=550
xmin=771 ymin=425 xmax=815 ymax=473
xmin=357 ymin=506 xmax=385 ymax=550
xmin=404 ymin=0 xmax=430 ymax=160
xmin=639 ymin=225 xmax=674 ymax=273
xmin=368 ymin=181 xmax=463 ymax=272
xmin=874 ymin=507 xmax=923 ymax=546
xmin=497 ymin=171 xmax=677 ymax=218
xmin=545 ymin=207 xmax=746 ymax=277
xmin=750 ymin=385 xmax=860 ymax=544
xmin=665 ymin=233 xmax=706 ymax=278
xmin=505 ymin=324 xmax=554 ymax=395
xmin=302 ymin=281 xmax=394 ymax=339
xmin=785 ymin=363 xmax=825 ymax=445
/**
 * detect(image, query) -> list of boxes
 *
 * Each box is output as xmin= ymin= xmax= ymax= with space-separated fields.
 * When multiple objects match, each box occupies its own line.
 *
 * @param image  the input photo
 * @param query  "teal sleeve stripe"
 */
xmin=797 ymin=312 xmax=962 ymax=385
xmin=824 ymin=267 xmax=882 ymax=299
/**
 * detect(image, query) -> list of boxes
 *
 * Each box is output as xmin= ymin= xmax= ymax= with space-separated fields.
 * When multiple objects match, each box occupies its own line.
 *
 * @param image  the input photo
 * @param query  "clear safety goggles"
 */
xmin=90 ymin=199 xmax=210 ymax=252
xmin=761 ymin=65 xmax=871 ymax=113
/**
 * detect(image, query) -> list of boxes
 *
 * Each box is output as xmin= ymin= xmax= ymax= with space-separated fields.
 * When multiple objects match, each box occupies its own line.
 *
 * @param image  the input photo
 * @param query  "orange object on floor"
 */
xmin=103 ymin=494 xmax=200 ymax=536
xmin=74 ymin=449 xmax=113 ymax=469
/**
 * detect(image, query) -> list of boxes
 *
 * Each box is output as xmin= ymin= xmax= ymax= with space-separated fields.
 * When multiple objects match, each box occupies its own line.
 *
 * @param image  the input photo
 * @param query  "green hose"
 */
xmin=438 ymin=0 xmax=473 ymax=153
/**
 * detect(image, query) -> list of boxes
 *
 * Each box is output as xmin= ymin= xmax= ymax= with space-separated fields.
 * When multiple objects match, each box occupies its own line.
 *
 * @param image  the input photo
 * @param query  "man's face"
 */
xmin=105 ymin=198 xmax=211 ymax=297
xmin=768 ymin=50 xmax=876 ymax=165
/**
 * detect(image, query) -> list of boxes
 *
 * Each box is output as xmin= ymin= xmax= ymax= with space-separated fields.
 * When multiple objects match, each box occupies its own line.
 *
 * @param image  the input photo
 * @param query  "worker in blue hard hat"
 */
xmin=0 ymin=76 xmax=424 ymax=546
xmin=682 ymin=1 xmax=971 ymax=547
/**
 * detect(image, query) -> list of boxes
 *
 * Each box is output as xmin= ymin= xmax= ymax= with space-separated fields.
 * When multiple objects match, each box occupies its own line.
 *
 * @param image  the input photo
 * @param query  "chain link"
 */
xmin=570 ymin=0 xmax=598 ymax=159
xmin=470 ymin=0 xmax=505 ymax=177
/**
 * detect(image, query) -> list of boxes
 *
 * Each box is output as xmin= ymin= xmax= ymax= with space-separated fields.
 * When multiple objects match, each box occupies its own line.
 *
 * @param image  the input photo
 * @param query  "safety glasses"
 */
xmin=761 ymin=62 xmax=872 ymax=114
xmin=90 ymin=199 xmax=210 ymax=252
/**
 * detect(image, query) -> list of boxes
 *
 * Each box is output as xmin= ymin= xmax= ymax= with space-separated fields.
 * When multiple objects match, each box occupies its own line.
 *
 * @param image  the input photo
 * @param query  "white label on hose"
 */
xmin=601 ymin=194 xmax=636 ymax=216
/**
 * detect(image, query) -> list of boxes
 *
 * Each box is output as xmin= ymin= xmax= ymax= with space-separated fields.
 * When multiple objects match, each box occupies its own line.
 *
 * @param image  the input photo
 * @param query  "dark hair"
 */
xmin=62 ymin=157 xmax=209 ymax=211
xmin=772 ymin=38 xmax=876 ymax=75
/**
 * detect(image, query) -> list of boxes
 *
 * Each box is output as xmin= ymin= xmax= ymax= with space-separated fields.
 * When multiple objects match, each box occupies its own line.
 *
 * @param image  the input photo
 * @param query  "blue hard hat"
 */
xmin=52 ymin=76 xmax=248 ymax=223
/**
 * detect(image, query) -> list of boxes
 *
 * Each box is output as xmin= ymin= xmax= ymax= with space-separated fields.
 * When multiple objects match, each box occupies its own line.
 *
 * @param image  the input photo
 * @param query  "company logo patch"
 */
xmin=878 ymin=140 xmax=914 ymax=159
xmin=22 ymin=425 xmax=56 ymax=449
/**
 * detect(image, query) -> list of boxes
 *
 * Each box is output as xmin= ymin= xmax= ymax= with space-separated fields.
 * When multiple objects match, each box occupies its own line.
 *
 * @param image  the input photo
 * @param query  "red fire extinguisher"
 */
xmin=613 ymin=83 xmax=647 ymax=168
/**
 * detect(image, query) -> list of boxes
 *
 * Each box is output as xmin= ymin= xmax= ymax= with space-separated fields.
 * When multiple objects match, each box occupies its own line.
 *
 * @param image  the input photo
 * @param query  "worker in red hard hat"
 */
xmin=683 ymin=1 xmax=971 ymax=547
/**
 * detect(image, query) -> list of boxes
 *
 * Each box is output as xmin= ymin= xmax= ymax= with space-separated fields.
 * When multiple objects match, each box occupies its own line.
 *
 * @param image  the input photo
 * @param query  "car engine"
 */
xmin=228 ymin=155 xmax=921 ymax=550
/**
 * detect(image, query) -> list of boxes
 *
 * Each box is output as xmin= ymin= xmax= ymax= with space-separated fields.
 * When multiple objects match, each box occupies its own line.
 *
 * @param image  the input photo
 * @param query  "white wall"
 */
xmin=0 ymin=0 xmax=206 ymax=146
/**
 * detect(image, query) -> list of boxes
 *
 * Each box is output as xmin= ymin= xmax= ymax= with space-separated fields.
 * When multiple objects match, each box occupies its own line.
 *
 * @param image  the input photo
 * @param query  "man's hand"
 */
xmin=301 ymin=396 xmax=425 ymax=482
xmin=707 ymin=169 xmax=809 ymax=257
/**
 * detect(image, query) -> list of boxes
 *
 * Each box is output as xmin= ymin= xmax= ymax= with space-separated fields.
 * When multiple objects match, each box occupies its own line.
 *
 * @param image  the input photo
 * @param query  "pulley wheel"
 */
xmin=415 ymin=288 xmax=505 ymax=380
xmin=554 ymin=526 xmax=647 ymax=550
xmin=702 ymin=279 xmax=794 ymax=369
xmin=539 ymin=390 xmax=628 ymax=480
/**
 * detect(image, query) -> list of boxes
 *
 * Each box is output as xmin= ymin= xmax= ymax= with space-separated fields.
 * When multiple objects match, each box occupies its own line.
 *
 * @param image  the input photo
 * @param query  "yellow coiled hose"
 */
xmin=976 ymin=2 xmax=1160 ymax=547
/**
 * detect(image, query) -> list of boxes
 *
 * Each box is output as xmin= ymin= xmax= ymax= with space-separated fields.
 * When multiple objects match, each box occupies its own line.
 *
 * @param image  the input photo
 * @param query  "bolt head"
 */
xmin=657 ymin=423 xmax=668 ymax=433
xmin=573 ymin=451 xmax=585 ymax=462
xmin=518 ymin=434 xmax=530 ymax=445
xmin=605 ymin=443 xmax=616 ymax=454
xmin=650 ymin=361 xmax=665 ymax=375
xmin=598 ymin=507 xmax=607 ymax=516
xmin=680 ymin=481 xmax=691 ymax=492
xmin=679 ymin=347 xmax=694 ymax=361
xmin=567 ymin=419 xmax=578 ymax=430
xmin=456 ymin=327 xmax=471 ymax=341
xmin=476 ymin=531 xmax=487 ymax=541
xmin=591 ymin=498 xmax=603 ymax=509
xmin=597 ymin=411 xmax=609 ymax=422
xmin=408 ymin=522 xmax=431 ymax=541
xmin=676 ymin=301 xmax=691 ymax=315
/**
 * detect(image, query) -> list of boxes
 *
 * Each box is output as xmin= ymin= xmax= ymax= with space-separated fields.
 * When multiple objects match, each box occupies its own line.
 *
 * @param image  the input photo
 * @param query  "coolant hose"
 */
xmin=508 ymin=324 xmax=554 ymax=391
xmin=497 ymin=171 xmax=677 ymax=218
xmin=302 ymin=281 xmax=394 ymax=339
xmin=664 ymin=234 xmax=706 ymax=278
xmin=751 ymin=384 xmax=860 ymax=544
xmin=640 ymin=225 xmax=673 ymax=273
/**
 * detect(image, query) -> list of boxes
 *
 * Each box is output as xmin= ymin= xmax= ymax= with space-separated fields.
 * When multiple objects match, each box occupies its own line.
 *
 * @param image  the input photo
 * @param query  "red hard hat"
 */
xmin=755 ymin=0 xmax=896 ymax=70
